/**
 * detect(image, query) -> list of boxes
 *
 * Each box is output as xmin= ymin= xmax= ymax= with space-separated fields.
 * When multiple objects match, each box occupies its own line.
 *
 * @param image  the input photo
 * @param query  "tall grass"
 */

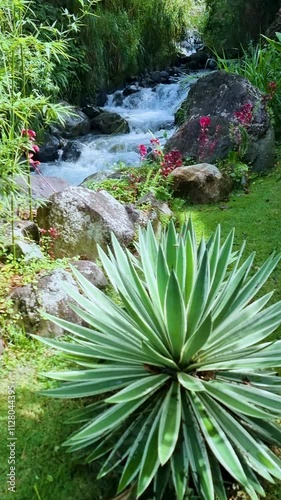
xmin=34 ymin=0 xmax=205 ymax=101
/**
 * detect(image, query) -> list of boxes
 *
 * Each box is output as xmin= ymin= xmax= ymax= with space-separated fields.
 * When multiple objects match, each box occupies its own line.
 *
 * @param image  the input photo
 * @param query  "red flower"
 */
xmin=28 ymin=153 xmax=41 ymax=170
xmin=48 ymin=227 xmax=59 ymax=239
xmin=199 ymin=116 xmax=211 ymax=129
xmin=32 ymin=144 xmax=40 ymax=153
xmin=234 ymin=103 xmax=253 ymax=126
xmin=21 ymin=129 xmax=36 ymax=141
xmin=160 ymin=150 xmax=182 ymax=176
xmin=267 ymin=81 xmax=277 ymax=91
xmin=150 ymin=138 xmax=160 ymax=145
xmin=138 ymin=144 xmax=147 ymax=158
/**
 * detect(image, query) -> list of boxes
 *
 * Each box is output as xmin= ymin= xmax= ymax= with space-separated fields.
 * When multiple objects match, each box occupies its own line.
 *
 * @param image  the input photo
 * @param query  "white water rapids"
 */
xmin=39 ymin=75 xmax=201 ymax=186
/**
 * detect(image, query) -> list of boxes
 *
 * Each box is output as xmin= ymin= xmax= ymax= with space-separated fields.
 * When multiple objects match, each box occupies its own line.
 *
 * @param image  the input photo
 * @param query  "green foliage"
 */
xmin=0 ymin=333 xmax=116 ymax=500
xmin=0 ymin=0 xmax=70 ymax=253
xmin=85 ymin=163 xmax=173 ymax=204
xmin=264 ymin=31 xmax=281 ymax=51
xmin=0 ymin=0 xmax=97 ymax=258
xmin=33 ymin=0 xmax=203 ymax=101
xmin=35 ymin=219 xmax=281 ymax=499
xmin=203 ymin=0 xmax=280 ymax=54
xmin=218 ymin=152 xmax=250 ymax=188
xmin=0 ymin=251 xmax=72 ymax=338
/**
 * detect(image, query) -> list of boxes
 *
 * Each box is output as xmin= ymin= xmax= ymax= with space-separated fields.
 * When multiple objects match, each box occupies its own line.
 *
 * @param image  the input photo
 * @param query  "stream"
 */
xmin=39 ymin=73 xmax=204 ymax=186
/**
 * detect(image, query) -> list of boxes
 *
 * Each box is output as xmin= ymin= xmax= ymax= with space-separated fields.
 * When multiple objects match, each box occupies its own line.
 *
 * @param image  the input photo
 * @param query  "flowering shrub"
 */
xmin=198 ymin=116 xmax=220 ymax=162
xmin=123 ymin=137 xmax=183 ymax=201
xmin=21 ymin=129 xmax=41 ymax=172
xmin=197 ymin=103 xmax=256 ymax=166
xmin=234 ymin=103 xmax=253 ymax=127
xmin=262 ymin=81 xmax=278 ymax=105
xmin=39 ymin=227 xmax=60 ymax=259
xmin=138 ymin=137 xmax=183 ymax=178
xmin=160 ymin=150 xmax=182 ymax=176
xmin=138 ymin=144 xmax=147 ymax=159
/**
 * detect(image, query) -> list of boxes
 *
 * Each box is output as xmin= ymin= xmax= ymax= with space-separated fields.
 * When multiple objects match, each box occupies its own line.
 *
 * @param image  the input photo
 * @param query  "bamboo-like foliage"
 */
xmin=0 ymin=0 xmax=96 ymax=256
xmin=36 ymin=220 xmax=281 ymax=499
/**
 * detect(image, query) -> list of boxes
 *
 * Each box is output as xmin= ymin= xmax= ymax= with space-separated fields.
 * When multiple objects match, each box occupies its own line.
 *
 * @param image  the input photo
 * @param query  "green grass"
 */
xmin=179 ymin=163 xmax=281 ymax=305
xmin=0 ymin=334 xmax=118 ymax=500
xmin=1 ymin=151 xmax=281 ymax=499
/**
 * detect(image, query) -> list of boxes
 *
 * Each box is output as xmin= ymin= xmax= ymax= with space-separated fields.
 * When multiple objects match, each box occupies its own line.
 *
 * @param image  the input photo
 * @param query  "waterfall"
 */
xmin=39 ymin=75 xmax=203 ymax=186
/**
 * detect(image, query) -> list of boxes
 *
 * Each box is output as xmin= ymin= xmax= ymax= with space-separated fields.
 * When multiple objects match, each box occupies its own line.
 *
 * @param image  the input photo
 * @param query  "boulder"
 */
xmin=16 ymin=175 xmax=70 ymax=199
xmin=91 ymin=111 xmax=129 ymax=135
xmin=123 ymin=84 xmax=140 ymax=97
xmin=170 ymin=164 xmax=233 ymax=204
xmin=70 ymin=260 xmax=108 ymax=289
xmin=159 ymin=71 xmax=170 ymax=82
xmin=112 ymin=92 xmax=123 ymax=106
xmin=125 ymin=203 xmax=160 ymax=233
xmin=36 ymin=187 xmax=135 ymax=259
xmin=62 ymin=141 xmax=82 ymax=162
xmin=51 ymin=104 xmax=91 ymax=139
xmin=10 ymin=269 xmax=84 ymax=337
xmin=34 ymin=133 xmax=62 ymax=162
xmin=80 ymin=170 xmax=122 ymax=186
xmin=136 ymin=192 xmax=173 ymax=217
xmin=166 ymin=71 xmax=275 ymax=172
xmin=184 ymin=50 xmax=210 ymax=70
xmin=81 ymin=105 xmax=101 ymax=119
xmin=0 ymin=220 xmax=43 ymax=261
xmin=18 ymin=220 xmax=40 ymax=243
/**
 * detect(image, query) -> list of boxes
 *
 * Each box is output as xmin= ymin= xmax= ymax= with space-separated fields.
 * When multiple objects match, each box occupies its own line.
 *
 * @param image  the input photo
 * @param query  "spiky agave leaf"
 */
xmin=35 ymin=219 xmax=281 ymax=499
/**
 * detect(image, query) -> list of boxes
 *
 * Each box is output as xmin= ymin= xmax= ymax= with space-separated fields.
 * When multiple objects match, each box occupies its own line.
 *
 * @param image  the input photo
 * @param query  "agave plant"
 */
xmin=35 ymin=220 xmax=281 ymax=499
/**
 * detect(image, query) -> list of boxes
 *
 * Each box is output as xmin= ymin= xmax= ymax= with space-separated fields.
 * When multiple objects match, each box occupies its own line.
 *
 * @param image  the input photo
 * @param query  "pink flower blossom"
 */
xmin=48 ymin=227 xmax=59 ymax=239
xmin=32 ymin=144 xmax=40 ymax=153
xmin=199 ymin=116 xmax=211 ymax=129
xmin=160 ymin=150 xmax=182 ymax=177
xmin=234 ymin=103 xmax=253 ymax=126
xmin=138 ymin=144 xmax=147 ymax=158
xmin=28 ymin=153 xmax=41 ymax=170
xmin=21 ymin=129 xmax=36 ymax=140
xmin=150 ymin=138 xmax=160 ymax=145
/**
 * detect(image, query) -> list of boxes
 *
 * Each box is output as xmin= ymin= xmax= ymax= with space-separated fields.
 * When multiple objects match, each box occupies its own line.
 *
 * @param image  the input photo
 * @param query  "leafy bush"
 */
xmin=35 ymin=220 xmax=281 ymax=499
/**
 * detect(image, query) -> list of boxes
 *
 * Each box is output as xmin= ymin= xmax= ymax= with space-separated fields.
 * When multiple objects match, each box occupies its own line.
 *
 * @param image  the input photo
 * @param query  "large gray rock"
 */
xmin=16 ymin=175 xmax=70 ymax=199
xmin=91 ymin=111 xmax=129 ymax=134
xmin=166 ymin=71 xmax=275 ymax=172
xmin=36 ymin=187 xmax=135 ymax=259
xmin=34 ymin=133 xmax=62 ymax=162
xmin=170 ymin=164 xmax=233 ymax=204
xmin=70 ymin=260 xmax=108 ymax=289
xmin=51 ymin=104 xmax=91 ymax=139
xmin=11 ymin=269 xmax=83 ymax=337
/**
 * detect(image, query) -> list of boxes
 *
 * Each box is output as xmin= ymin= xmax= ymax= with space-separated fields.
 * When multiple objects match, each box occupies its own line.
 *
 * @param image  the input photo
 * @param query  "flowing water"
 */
xmin=39 ymin=74 xmax=203 ymax=186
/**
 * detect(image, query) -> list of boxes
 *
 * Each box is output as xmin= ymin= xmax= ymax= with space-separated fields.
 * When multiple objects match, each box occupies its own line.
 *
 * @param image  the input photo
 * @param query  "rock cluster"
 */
xmin=166 ymin=71 xmax=275 ymax=172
